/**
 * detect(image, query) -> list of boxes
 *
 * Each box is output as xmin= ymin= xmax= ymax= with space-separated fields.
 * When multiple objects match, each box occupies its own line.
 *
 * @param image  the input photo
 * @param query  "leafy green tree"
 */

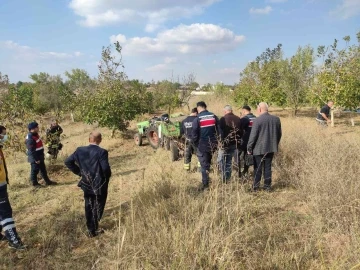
xmin=281 ymin=45 xmax=315 ymax=115
xmin=77 ymin=42 xmax=150 ymax=135
xmin=64 ymin=68 xmax=94 ymax=93
xmin=312 ymin=33 xmax=360 ymax=109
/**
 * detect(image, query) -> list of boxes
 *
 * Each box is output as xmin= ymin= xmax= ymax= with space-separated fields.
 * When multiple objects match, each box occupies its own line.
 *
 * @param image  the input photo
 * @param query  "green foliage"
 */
xmin=281 ymin=45 xmax=315 ymax=115
xmin=64 ymin=68 xmax=94 ymax=92
xmin=77 ymin=42 xmax=150 ymax=132
xmin=312 ymin=32 xmax=360 ymax=109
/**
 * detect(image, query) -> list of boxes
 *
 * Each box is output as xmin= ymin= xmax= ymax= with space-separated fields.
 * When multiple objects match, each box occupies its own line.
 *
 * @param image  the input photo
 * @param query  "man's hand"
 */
xmin=35 ymin=161 xmax=40 ymax=164
xmin=247 ymin=151 xmax=252 ymax=155
xmin=327 ymin=119 xmax=332 ymax=124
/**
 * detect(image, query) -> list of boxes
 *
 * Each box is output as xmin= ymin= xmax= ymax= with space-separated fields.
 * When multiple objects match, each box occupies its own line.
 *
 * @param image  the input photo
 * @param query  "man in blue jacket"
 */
xmin=192 ymin=101 xmax=221 ymax=190
xmin=65 ymin=131 xmax=111 ymax=237
xmin=180 ymin=108 xmax=200 ymax=171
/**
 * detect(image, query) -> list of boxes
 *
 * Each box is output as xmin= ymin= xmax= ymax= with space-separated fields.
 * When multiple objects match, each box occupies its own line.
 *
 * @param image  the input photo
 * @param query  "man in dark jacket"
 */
xmin=192 ymin=101 xmax=222 ymax=190
xmin=65 ymin=132 xmax=111 ymax=237
xmin=46 ymin=119 xmax=63 ymax=156
xmin=218 ymin=105 xmax=244 ymax=182
xmin=247 ymin=102 xmax=282 ymax=191
xmin=316 ymin=101 xmax=334 ymax=126
xmin=239 ymin=106 xmax=256 ymax=175
xmin=26 ymin=122 xmax=57 ymax=187
xmin=0 ymin=126 xmax=26 ymax=250
xmin=180 ymin=108 xmax=200 ymax=171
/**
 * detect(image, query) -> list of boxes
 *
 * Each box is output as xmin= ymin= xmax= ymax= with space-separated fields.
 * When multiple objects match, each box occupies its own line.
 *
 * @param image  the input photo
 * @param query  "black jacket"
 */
xmin=180 ymin=115 xmax=197 ymax=140
xmin=219 ymin=113 xmax=244 ymax=148
xmin=65 ymin=145 xmax=112 ymax=195
xmin=241 ymin=113 xmax=256 ymax=150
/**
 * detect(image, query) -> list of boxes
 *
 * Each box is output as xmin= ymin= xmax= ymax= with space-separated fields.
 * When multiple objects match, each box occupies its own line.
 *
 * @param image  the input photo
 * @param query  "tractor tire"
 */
xmin=164 ymin=136 xmax=171 ymax=151
xmin=170 ymin=140 xmax=180 ymax=162
xmin=147 ymin=126 xmax=160 ymax=149
xmin=134 ymin=133 xmax=142 ymax=146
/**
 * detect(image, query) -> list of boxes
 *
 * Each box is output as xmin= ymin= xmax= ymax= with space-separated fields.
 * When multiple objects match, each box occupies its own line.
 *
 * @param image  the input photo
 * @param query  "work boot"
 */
xmin=197 ymin=183 xmax=209 ymax=192
xmin=8 ymin=240 xmax=27 ymax=251
xmin=45 ymin=180 xmax=57 ymax=186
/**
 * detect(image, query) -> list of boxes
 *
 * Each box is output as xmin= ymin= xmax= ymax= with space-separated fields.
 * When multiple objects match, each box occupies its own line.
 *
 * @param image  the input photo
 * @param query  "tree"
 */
xmin=312 ymin=33 xmax=360 ymax=109
xmin=281 ymin=45 xmax=315 ymax=115
xmin=64 ymin=68 xmax=94 ymax=93
xmin=77 ymin=42 xmax=150 ymax=135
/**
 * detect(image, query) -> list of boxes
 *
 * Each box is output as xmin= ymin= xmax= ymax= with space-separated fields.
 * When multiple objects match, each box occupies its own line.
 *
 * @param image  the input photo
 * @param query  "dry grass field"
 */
xmin=1 ymin=96 xmax=360 ymax=269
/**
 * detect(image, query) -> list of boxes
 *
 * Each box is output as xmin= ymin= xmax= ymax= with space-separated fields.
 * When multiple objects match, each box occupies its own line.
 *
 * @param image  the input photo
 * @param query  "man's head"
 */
xmin=190 ymin=108 xmax=198 ymax=116
xmin=257 ymin=102 xmax=269 ymax=115
xmin=196 ymin=101 xmax=207 ymax=113
xmin=89 ymin=131 xmax=102 ymax=145
xmin=28 ymin=122 xmax=39 ymax=133
xmin=51 ymin=119 xmax=58 ymax=127
xmin=242 ymin=105 xmax=251 ymax=116
xmin=327 ymin=101 xmax=334 ymax=108
xmin=223 ymin=105 xmax=233 ymax=115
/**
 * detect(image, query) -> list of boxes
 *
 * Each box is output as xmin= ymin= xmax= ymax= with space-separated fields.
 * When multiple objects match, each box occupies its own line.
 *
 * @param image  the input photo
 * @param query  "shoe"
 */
xmin=45 ymin=180 xmax=57 ymax=186
xmin=95 ymin=228 xmax=105 ymax=235
xmin=85 ymin=231 xmax=97 ymax=238
xmin=197 ymin=183 xmax=209 ymax=192
xmin=0 ymin=233 xmax=6 ymax=241
xmin=263 ymin=187 xmax=272 ymax=192
xmin=8 ymin=240 xmax=27 ymax=250
xmin=32 ymin=182 xmax=43 ymax=188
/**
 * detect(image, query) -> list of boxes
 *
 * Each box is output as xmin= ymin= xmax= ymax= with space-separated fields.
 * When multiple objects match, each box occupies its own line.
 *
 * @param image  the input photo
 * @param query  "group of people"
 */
xmin=0 ymin=100 xmax=284 ymax=250
xmin=181 ymin=101 xmax=282 ymax=191
xmin=0 ymin=119 xmax=111 ymax=250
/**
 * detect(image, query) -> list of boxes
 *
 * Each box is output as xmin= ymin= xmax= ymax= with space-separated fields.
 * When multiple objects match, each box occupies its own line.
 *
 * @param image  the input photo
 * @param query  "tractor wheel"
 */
xmin=134 ymin=133 xmax=142 ymax=146
xmin=147 ymin=126 xmax=160 ymax=149
xmin=170 ymin=140 xmax=180 ymax=162
xmin=164 ymin=136 xmax=171 ymax=151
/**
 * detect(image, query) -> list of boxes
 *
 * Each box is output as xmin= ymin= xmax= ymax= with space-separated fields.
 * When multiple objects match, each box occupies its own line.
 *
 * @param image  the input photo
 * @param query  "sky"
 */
xmin=0 ymin=0 xmax=359 ymax=85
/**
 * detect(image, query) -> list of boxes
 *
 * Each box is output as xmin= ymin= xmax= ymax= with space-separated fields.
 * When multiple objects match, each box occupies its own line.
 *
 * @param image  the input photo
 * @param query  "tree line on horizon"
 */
xmin=0 ymin=31 xmax=359 ymax=136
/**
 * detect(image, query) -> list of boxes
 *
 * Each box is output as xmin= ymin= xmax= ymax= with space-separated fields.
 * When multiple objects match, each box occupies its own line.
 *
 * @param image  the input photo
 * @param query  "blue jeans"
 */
xmin=218 ymin=144 xmax=238 ymax=182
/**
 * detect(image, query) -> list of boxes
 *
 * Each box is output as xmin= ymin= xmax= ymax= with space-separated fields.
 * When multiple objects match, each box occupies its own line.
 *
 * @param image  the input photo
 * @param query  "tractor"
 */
xmin=134 ymin=113 xmax=186 ymax=161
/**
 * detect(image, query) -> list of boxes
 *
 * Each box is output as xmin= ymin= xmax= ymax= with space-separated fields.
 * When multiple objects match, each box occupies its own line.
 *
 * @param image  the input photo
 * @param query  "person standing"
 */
xmin=247 ymin=102 xmax=282 ymax=191
xmin=26 ymin=122 xmax=57 ymax=187
xmin=218 ymin=105 xmax=244 ymax=182
xmin=316 ymin=101 xmax=334 ymax=126
xmin=65 ymin=132 xmax=111 ymax=237
xmin=46 ymin=119 xmax=63 ymax=157
xmin=180 ymin=108 xmax=201 ymax=171
xmin=192 ymin=101 xmax=222 ymax=191
xmin=239 ymin=106 xmax=257 ymax=176
xmin=0 ymin=125 xmax=26 ymax=250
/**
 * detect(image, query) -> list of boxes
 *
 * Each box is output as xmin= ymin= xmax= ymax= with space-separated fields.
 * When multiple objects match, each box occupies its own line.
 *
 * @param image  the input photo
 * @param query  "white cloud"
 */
xmin=145 ymin=63 xmax=170 ymax=72
xmin=110 ymin=34 xmax=127 ymax=44
xmin=69 ymin=0 xmax=220 ymax=30
xmin=218 ymin=68 xmax=238 ymax=75
xmin=164 ymin=57 xmax=177 ymax=64
xmin=249 ymin=6 xmax=273 ymax=14
xmin=0 ymin=40 xmax=83 ymax=60
xmin=110 ymin=23 xmax=245 ymax=56
xmin=331 ymin=0 xmax=360 ymax=19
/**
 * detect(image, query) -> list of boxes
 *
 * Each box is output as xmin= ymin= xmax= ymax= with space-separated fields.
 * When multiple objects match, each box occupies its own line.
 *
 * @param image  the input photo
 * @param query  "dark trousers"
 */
xmin=253 ymin=153 xmax=274 ymax=189
xmin=184 ymin=141 xmax=196 ymax=164
xmin=30 ymin=160 xmax=50 ymax=184
xmin=84 ymin=193 xmax=108 ymax=233
xmin=197 ymin=150 xmax=213 ymax=186
xmin=236 ymin=150 xmax=251 ymax=175
xmin=218 ymin=144 xmax=237 ymax=181
xmin=0 ymin=189 xmax=20 ymax=244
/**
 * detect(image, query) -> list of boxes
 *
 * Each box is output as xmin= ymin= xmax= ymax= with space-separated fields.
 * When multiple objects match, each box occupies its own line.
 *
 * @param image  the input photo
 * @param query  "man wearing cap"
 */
xmin=0 ymin=125 xmax=26 ymax=250
xmin=239 ymin=106 xmax=257 ymax=176
xmin=180 ymin=108 xmax=201 ymax=172
xmin=192 ymin=101 xmax=222 ymax=190
xmin=26 ymin=122 xmax=57 ymax=187
xmin=218 ymin=105 xmax=244 ymax=182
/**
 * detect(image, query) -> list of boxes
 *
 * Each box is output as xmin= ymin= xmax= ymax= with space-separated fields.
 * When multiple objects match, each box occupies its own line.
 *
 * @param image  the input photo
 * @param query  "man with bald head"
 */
xmin=65 ymin=131 xmax=111 ymax=237
xmin=247 ymin=102 xmax=282 ymax=192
